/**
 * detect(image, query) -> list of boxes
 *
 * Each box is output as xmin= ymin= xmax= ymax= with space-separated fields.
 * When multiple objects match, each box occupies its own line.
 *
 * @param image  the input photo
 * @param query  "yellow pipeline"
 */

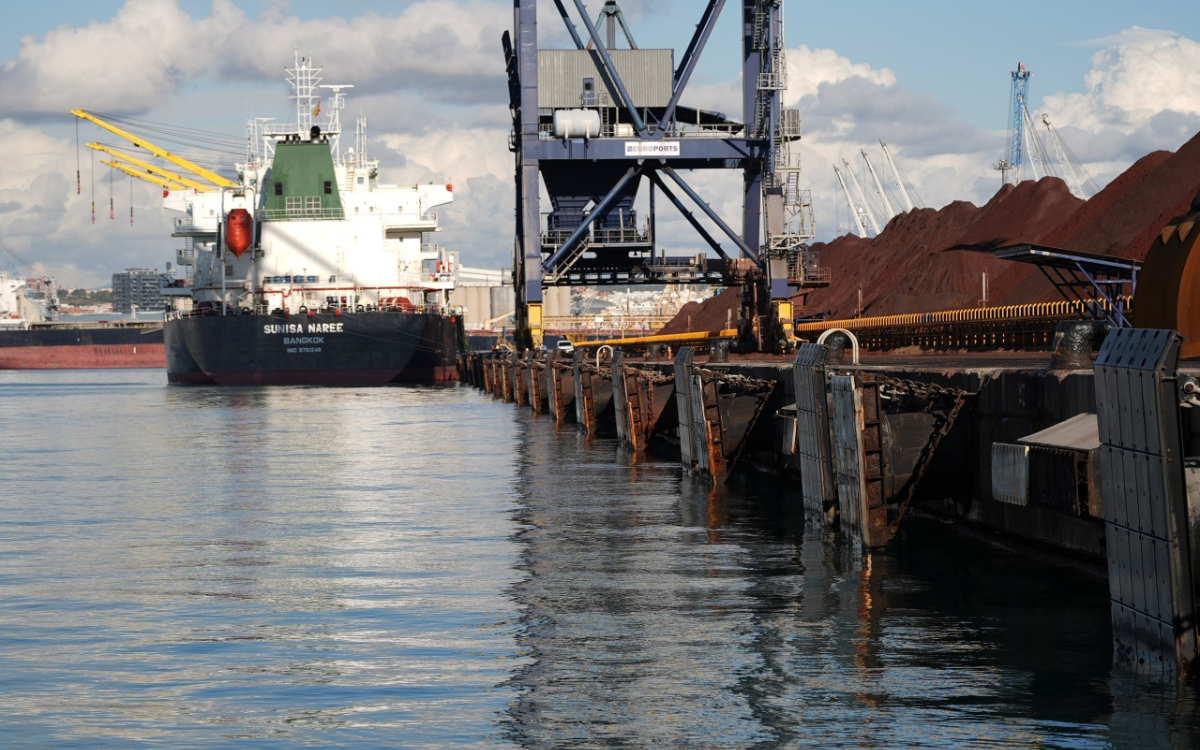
xmin=794 ymin=296 xmax=1133 ymax=333
xmin=572 ymin=328 xmax=739 ymax=348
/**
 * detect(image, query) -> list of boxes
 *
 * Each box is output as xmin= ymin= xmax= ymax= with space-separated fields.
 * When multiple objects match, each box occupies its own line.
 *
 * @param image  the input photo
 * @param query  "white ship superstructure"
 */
xmin=165 ymin=52 xmax=456 ymax=316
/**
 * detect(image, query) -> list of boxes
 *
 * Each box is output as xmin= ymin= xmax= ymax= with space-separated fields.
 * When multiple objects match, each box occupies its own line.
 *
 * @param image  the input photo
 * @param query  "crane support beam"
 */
xmin=550 ymin=0 xmax=585 ymax=49
xmin=71 ymin=109 xmax=237 ymax=188
xmin=662 ymin=167 xmax=760 ymax=266
xmin=661 ymin=0 xmax=726 ymax=134
xmin=570 ymin=0 xmax=648 ymax=137
xmin=88 ymin=143 xmax=215 ymax=192
xmin=646 ymin=170 xmax=733 ymax=261
xmin=525 ymin=137 xmax=767 ymax=163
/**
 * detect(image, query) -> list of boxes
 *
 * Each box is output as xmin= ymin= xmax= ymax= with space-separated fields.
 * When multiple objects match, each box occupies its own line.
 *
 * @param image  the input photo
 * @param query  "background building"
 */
xmin=111 ymin=269 xmax=168 ymax=313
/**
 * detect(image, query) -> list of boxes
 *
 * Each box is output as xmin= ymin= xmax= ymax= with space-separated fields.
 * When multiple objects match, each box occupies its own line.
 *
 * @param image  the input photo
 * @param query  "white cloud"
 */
xmin=0 ymin=0 xmax=509 ymax=117
xmin=784 ymin=45 xmax=896 ymax=105
xmin=1046 ymin=27 xmax=1200 ymax=124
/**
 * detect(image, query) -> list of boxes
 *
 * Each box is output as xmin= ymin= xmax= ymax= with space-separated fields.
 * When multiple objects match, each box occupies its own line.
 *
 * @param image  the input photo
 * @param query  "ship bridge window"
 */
xmin=324 ymin=181 xmax=333 ymax=195
xmin=285 ymin=196 xmax=303 ymax=215
xmin=357 ymin=176 xmax=364 ymax=185
xmin=305 ymin=196 xmax=322 ymax=214
xmin=275 ymin=182 xmax=284 ymax=196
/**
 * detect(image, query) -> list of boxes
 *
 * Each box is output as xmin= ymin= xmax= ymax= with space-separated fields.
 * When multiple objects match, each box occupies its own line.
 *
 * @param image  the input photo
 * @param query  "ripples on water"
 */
xmin=0 ymin=370 xmax=1197 ymax=748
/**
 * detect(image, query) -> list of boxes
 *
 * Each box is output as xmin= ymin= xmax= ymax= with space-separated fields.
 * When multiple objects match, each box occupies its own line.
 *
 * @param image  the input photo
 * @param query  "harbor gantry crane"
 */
xmin=504 ymin=0 xmax=823 ymax=352
xmin=1040 ymin=114 xmax=1098 ymax=199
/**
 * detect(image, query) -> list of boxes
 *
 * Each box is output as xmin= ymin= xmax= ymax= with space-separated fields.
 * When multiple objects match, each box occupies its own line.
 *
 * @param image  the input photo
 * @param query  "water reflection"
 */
xmin=1 ymin=373 xmax=523 ymax=748
xmin=502 ymin=408 xmax=1196 ymax=748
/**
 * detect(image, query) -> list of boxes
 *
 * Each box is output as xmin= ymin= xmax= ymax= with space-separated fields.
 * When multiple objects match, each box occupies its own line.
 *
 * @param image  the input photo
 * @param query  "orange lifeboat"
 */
xmin=225 ymin=209 xmax=253 ymax=259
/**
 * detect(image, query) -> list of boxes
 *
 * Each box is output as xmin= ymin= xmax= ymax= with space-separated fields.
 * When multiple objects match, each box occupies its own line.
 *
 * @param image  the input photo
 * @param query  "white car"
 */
xmin=556 ymin=339 xmax=575 ymax=355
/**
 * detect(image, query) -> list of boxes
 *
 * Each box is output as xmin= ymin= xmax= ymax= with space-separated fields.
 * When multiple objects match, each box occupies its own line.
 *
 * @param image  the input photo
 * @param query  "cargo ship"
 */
xmin=0 ymin=269 xmax=165 ymax=369
xmin=85 ymin=53 xmax=462 ymax=385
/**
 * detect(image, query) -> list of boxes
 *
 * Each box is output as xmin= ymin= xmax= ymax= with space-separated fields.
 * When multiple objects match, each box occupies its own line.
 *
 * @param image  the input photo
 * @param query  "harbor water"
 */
xmin=1 ymin=370 xmax=1197 ymax=748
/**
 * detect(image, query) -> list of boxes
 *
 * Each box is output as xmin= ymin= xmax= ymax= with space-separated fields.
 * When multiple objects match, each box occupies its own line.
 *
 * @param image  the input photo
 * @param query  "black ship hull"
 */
xmin=165 ymin=311 xmax=461 ymax=386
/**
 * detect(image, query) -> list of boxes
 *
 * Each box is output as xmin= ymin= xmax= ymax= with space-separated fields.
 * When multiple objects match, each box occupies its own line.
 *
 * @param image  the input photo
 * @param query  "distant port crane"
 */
xmin=996 ymin=62 xmax=1051 ymax=185
xmin=1040 ymin=114 xmax=1099 ymax=199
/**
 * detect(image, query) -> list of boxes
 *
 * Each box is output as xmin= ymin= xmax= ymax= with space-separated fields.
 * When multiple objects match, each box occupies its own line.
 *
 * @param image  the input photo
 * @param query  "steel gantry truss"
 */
xmin=504 ymin=0 xmax=821 ymax=350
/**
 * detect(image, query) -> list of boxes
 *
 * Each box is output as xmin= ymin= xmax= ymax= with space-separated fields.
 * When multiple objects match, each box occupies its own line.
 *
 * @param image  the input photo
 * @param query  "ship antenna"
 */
xmin=287 ymin=49 xmax=323 ymax=137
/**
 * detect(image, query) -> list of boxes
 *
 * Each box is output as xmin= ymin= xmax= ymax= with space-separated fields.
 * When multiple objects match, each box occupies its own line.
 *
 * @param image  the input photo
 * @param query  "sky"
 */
xmin=1 ymin=0 xmax=1198 ymax=287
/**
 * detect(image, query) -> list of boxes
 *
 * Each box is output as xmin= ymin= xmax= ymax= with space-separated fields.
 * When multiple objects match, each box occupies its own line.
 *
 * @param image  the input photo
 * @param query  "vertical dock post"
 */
xmin=572 ymin=349 xmax=589 ymax=430
xmin=529 ymin=357 xmax=546 ymax=415
xmin=483 ymin=355 xmax=495 ymax=395
xmin=830 ymin=375 xmax=888 ymax=548
xmin=675 ymin=348 xmax=697 ymax=472
xmin=501 ymin=355 xmax=514 ymax=403
xmin=619 ymin=360 xmax=667 ymax=455
xmin=612 ymin=351 xmax=630 ymax=445
xmin=691 ymin=368 xmax=727 ymax=482
xmin=1095 ymin=328 xmax=1198 ymax=680
xmin=794 ymin=343 xmax=836 ymax=522
xmin=514 ymin=353 xmax=529 ymax=407
xmin=573 ymin=351 xmax=614 ymax=435
xmin=548 ymin=349 xmax=574 ymax=424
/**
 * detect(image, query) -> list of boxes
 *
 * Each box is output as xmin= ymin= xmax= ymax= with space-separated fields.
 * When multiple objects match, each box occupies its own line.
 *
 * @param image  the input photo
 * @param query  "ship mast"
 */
xmin=289 ymin=50 xmax=323 ymax=136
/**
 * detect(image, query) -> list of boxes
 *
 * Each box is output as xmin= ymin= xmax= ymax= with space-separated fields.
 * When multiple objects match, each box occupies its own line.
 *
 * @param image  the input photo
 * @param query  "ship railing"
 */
xmin=260 ymin=207 xmax=346 ymax=222
xmin=167 ymin=303 xmax=466 ymax=320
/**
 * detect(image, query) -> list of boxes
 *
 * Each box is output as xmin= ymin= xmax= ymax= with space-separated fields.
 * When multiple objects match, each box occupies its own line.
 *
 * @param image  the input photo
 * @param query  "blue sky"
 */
xmin=8 ymin=0 xmax=1190 ymax=127
xmin=0 ymin=1 xmax=1197 ymax=286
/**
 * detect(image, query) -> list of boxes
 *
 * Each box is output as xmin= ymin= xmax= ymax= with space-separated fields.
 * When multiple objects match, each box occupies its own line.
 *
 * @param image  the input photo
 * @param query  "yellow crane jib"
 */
xmin=70 ymin=109 xmax=237 ymax=189
xmin=100 ymin=160 xmax=190 ymax=191
xmin=87 ymin=143 xmax=215 ymax=192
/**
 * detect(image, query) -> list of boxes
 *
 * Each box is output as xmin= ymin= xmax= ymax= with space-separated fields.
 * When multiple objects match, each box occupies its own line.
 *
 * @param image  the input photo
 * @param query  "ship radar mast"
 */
xmin=288 ymin=50 xmax=324 ymax=136
xmin=320 ymin=84 xmax=353 ymax=163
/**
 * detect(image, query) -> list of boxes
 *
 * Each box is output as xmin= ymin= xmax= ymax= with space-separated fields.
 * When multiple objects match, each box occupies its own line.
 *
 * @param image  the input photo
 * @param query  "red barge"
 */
xmin=0 ymin=322 xmax=165 ymax=369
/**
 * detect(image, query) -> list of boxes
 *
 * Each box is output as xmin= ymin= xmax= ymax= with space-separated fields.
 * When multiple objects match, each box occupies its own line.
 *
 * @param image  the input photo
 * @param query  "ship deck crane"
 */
xmin=87 ymin=143 xmax=216 ymax=192
xmin=99 ymin=160 xmax=189 ymax=191
xmin=71 ymin=110 xmax=237 ymax=189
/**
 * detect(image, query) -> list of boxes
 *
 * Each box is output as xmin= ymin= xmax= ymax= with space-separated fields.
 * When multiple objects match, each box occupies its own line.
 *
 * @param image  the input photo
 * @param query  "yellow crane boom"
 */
xmin=71 ymin=109 xmax=238 ymax=189
xmin=100 ymin=160 xmax=190 ymax=191
xmin=88 ymin=143 xmax=215 ymax=192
